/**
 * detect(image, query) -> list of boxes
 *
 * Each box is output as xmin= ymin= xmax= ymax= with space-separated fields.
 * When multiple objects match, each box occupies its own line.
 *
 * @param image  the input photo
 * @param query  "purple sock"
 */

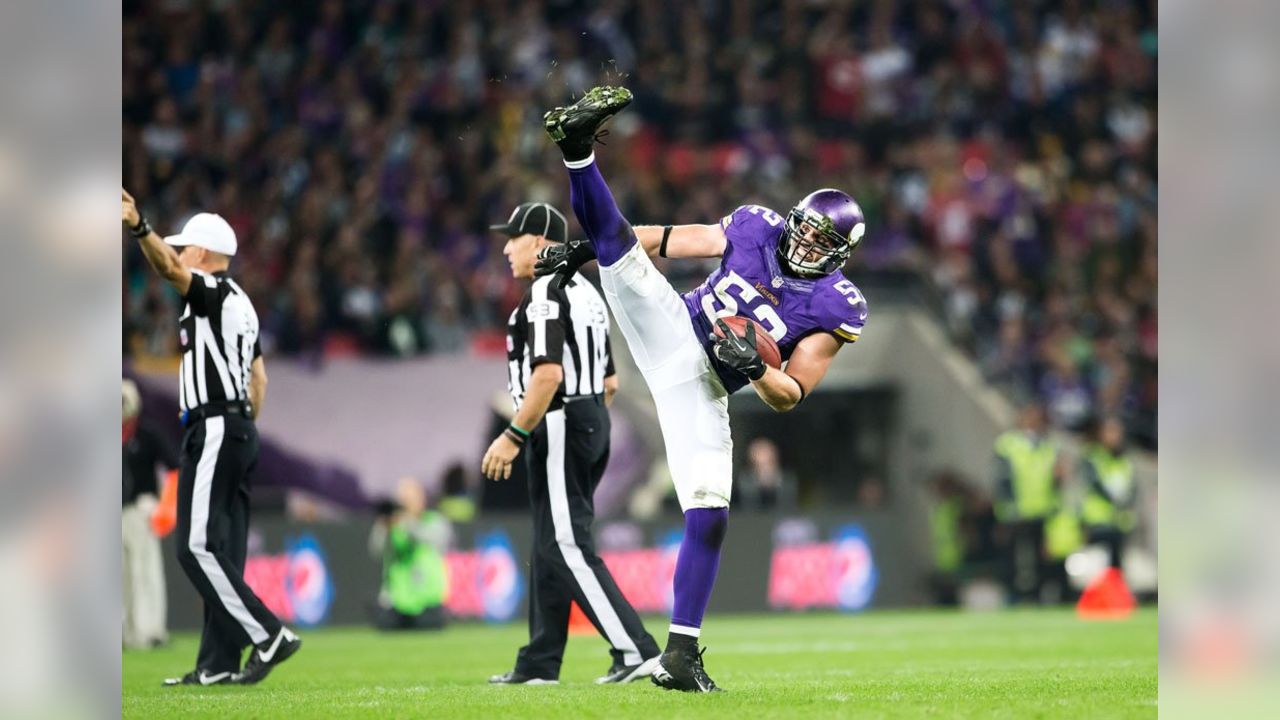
xmin=567 ymin=159 xmax=637 ymax=267
xmin=670 ymin=507 xmax=729 ymax=638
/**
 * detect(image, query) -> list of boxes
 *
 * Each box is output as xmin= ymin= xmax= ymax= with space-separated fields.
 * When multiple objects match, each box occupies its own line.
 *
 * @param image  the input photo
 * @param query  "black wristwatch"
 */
xmin=129 ymin=216 xmax=152 ymax=239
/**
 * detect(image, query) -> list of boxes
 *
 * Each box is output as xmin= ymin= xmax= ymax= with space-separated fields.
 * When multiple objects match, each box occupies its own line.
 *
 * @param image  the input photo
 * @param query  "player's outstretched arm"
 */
xmin=751 ymin=332 xmax=844 ymax=412
xmin=534 ymin=223 xmax=726 ymax=285
xmin=635 ymin=224 xmax=727 ymax=259
xmin=122 ymin=188 xmax=192 ymax=295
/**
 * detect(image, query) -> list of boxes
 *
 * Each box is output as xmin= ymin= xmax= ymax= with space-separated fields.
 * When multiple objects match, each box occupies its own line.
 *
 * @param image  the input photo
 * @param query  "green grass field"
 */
xmin=123 ymin=607 xmax=1156 ymax=719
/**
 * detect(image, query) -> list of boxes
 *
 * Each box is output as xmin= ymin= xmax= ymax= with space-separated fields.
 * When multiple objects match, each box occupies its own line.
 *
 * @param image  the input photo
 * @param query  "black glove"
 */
xmin=711 ymin=318 xmax=766 ymax=381
xmin=535 ymin=241 xmax=597 ymax=288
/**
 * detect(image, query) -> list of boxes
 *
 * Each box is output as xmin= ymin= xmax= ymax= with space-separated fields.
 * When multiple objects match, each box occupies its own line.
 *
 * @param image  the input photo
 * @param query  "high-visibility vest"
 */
xmin=384 ymin=511 xmax=449 ymax=614
xmin=1081 ymin=447 xmax=1136 ymax=531
xmin=438 ymin=495 xmax=476 ymax=524
xmin=1045 ymin=509 xmax=1084 ymax=559
xmin=931 ymin=497 xmax=963 ymax=572
xmin=995 ymin=431 xmax=1059 ymax=520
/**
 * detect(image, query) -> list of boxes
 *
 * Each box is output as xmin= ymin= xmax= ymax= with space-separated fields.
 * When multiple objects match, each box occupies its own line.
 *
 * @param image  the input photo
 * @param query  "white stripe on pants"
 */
xmin=188 ymin=417 xmax=269 ymax=644
xmin=544 ymin=410 xmax=643 ymax=666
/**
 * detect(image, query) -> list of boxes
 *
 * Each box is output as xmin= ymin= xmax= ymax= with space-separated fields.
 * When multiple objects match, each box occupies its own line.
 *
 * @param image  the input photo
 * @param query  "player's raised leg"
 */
xmin=544 ymin=86 xmax=637 ymax=267
xmin=546 ymin=86 xmax=727 ymax=693
xmin=544 ymin=85 xmax=701 ymax=380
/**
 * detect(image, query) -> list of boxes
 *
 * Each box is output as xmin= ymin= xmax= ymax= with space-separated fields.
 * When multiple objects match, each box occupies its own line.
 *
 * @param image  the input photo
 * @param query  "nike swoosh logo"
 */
xmin=199 ymin=671 xmax=230 ymax=685
xmin=257 ymin=630 xmax=286 ymax=663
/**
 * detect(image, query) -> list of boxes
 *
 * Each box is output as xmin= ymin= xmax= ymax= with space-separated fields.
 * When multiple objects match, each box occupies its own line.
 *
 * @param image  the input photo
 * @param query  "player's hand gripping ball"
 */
xmin=711 ymin=317 xmax=781 ymax=381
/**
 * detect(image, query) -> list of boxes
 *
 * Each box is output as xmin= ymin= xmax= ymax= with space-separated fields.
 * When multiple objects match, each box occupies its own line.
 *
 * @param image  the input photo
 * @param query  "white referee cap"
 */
xmin=165 ymin=212 xmax=238 ymax=256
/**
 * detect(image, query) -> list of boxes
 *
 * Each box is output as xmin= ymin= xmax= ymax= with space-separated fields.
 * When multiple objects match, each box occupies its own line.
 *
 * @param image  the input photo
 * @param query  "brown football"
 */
xmin=713 ymin=315 xmax=782 ymax=369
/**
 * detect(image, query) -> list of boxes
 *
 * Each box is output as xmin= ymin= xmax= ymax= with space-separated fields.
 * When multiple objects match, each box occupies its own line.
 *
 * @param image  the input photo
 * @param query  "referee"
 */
xmin=122 ymin=189 xmax=301 ymax=686
xmin=482 ymin=202 xmax=660 ymax=685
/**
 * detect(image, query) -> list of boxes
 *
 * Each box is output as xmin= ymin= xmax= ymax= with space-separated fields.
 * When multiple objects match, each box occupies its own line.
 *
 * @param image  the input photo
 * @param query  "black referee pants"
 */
xmin=515 ymin=399 xmax=660 ymax=679
xmin=174 ymin=414 xmax=282 ymax=673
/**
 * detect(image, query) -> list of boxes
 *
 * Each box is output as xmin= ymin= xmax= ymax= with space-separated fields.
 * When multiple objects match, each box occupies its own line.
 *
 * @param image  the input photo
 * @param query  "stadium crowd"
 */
xmin=123 ymin=0 xmax=1156 ymax=445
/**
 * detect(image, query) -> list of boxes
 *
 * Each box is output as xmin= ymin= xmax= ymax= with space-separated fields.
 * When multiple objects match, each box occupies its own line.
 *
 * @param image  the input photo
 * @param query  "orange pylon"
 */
xmin=568 ymin=601 xmax=594 ymax=635
xmin=1076 ymin=567 xmax=1136 ymax=620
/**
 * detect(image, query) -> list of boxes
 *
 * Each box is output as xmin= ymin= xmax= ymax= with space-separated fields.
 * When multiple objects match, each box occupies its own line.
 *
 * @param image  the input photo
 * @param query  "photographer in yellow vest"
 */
xmin=1079 ymin=417 xmax=1137 ymax=570
xmin=993 ymin=403 xmax=1064 ymax=602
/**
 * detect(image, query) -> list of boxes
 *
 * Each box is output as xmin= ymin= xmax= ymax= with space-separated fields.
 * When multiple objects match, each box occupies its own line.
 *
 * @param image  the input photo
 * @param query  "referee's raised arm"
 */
xmin=122 ymin=188 xmax=192 ymax=295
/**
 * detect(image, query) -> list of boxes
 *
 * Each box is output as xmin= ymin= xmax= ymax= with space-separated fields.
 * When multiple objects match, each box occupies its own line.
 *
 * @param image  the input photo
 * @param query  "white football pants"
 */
xmin=599 ymin=242 xmax=733 ymax=510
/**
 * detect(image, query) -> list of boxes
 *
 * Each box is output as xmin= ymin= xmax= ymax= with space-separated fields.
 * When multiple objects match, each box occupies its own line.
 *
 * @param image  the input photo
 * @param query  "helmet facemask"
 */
xmin=779 ymin=206 xmax=861 ymax=277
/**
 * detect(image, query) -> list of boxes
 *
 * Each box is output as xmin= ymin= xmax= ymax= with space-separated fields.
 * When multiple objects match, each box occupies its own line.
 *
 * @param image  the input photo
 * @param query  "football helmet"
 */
xmin=779 ymin=189 xmax=865 ymax=277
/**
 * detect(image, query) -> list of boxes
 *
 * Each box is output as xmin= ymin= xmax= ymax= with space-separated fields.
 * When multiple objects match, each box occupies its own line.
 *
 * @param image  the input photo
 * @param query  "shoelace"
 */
xmin=691 ymin=647 xmax=716 ymax=687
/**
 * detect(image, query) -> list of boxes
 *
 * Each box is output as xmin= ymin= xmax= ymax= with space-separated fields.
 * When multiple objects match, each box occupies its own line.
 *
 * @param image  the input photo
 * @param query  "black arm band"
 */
xmin=793 ymin=376 xmax=807 ymax=405
xmin=659 ymin=226 xmax=673 ymax=258
xmin=130 ymin=216 xmax=153 ymax=239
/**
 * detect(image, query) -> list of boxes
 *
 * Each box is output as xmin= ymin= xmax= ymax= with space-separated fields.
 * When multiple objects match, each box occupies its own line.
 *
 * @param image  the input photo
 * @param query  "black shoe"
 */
xmin=651 ymin=645 xmax=722 ymax=693
xmin=232 ymin=627 xmax=302 ymax=685
xmin=543 ymin=85 xmax=633 ymax=161
xmin=488 ymin=670 xmax=559 ymax=685
xmin=595 ymin=655 xmax=661 ymax=684
xmin=162 ymin=669 xmax=234 ymax=687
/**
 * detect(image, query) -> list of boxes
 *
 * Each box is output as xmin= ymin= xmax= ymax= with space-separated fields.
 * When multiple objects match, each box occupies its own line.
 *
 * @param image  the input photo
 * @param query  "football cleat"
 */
xmin=488 ymin=670 xmax=560 ymax=685
xmin=595 ymin=655 xmax=661 ymax=684
xmin=231 ymin=627 xmax=302 ymax=685
xmin=543 ymin=85 xmax=633 ymax=161
xmin=651 ymin=645 xmax=723 ymax=693
xmin=162 ymin=669 xmax=234 ymax=687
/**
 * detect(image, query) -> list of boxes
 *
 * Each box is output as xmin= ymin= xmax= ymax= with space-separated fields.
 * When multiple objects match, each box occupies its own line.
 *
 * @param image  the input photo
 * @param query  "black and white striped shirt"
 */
xmin=506 ymin=273 xmax=613 ymax=412
xmin=177 ymin=270 xmax=261 ymax=413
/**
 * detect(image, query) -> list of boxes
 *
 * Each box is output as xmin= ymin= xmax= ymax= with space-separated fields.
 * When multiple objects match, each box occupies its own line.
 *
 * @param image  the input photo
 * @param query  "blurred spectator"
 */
xmin=993 ymin=402 xmax=1065 ymax=603
xmin=856 ymin=476 xmax=887 ymax=510
xmin=736 ymin=438 xmax=796 ymax=511
xmin=927 ymin=470 xmax=1002 ymax=606
xmin=1079 ymin=416 xmax=1137 ymax=570
xmin=123 ymin=0 xmax=1157 ymax=449
xmin=368 ymin=478 xmax=451 ymax=631
xmin=122 ymin=379 xmax=176 ymax=649
xmin=437 ymin=461 xmax=477 ymax=524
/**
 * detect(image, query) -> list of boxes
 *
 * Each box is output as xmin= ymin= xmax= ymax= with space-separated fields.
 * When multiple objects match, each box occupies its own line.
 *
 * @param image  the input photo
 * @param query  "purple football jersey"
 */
xmin=682 ymin=205 xmax=869 ymax=393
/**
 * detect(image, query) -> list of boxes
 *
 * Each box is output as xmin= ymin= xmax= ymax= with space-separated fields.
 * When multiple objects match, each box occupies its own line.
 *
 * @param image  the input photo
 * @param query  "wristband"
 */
xmin=659 ymin=226 xmax=673 ymax=258
xmin=503 ymin=428 xmax=525 ymax=446
xmin=508 ymin=422 xmax=530 ymax=438
xmin=130 ymin=216 xmax=153 ymax=239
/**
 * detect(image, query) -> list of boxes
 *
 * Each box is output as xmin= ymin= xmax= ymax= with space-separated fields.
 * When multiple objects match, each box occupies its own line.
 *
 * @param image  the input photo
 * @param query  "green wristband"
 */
xmin=508 ymin=422 xmax=530 ymax=438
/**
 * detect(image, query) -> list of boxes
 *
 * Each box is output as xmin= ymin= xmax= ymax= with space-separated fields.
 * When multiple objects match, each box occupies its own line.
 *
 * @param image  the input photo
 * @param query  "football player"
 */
xmin=539 ymin=86 xmax=868 ymax=693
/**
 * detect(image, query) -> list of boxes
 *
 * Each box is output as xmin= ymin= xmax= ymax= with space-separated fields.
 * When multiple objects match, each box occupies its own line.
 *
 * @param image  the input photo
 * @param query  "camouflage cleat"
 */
xmin=543 ymin=85 xmax=633 ymax=161
xmin=651 ymin=645 xmax=723 ymax=693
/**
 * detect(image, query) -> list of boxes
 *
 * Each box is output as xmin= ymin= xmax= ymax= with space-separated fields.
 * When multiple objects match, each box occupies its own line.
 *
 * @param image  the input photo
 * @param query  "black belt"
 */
xmin=563 ymin=394 xmax=604 ymax=406
xmin=183 ymin=400 xmax=251 ymax=427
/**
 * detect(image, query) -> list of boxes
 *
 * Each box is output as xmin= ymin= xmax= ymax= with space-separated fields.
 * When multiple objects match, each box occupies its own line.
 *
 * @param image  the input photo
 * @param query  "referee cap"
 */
xmin=489 ymin=202 xmax=567 ymax=243
xmin=165 ymin=212 xmax=238 ymax=256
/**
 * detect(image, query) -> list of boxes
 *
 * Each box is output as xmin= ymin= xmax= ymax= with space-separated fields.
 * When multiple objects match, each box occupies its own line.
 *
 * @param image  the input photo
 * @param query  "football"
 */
xmin=714 ymin=315 xmax=782 ymax=369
